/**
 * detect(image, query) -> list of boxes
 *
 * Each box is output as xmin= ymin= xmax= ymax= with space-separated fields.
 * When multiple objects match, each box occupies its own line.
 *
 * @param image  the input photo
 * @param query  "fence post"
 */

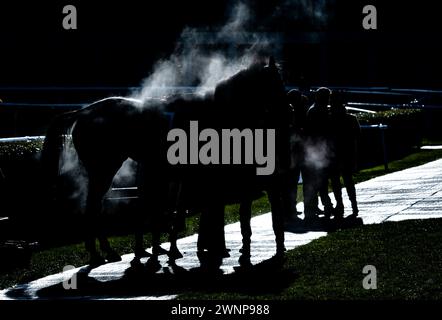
xmin=379 ymin=124 xmax=388 ymax=171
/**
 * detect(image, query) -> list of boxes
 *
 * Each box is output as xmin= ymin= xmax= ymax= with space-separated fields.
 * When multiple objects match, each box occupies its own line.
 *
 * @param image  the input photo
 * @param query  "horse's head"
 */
xmin=260 ymin=56 xmax=287 ymax=111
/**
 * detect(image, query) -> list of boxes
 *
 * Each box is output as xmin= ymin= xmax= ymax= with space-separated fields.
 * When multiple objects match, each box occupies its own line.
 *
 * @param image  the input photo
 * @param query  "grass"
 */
xmin=179 ymin=218 xmax=442 ymax=300
xmin=354 ymin=148 xmax=442 ymax=184
xmin=422 ymin=138 xmax=442 ymax=146
xmin=0 ymin=139 xmax=43 ymax=159
xmin=1 ymin=146 xmax=442 ymax=292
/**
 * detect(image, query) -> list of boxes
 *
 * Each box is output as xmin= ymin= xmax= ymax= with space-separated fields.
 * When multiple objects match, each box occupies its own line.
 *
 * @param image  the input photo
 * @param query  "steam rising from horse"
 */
xmin=42 ymin=59 xmax=289 ymax=267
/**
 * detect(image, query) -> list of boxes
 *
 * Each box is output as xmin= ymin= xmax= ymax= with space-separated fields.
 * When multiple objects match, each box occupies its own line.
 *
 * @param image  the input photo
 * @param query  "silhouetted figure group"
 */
xmin=286 ymin=87 xmax=361 ymax=226
xmin=42 ymin=59 xmax=363 ymax=272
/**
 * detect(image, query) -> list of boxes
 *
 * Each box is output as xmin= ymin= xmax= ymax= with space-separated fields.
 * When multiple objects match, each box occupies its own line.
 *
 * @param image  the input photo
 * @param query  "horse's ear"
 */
xmin=268 ymin=56 xmax=276 ymax=69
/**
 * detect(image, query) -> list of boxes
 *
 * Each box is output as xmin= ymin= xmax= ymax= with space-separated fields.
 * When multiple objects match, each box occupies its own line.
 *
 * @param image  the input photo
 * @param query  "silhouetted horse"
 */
xmin=42 ymin=58 xmax=289 ymax=267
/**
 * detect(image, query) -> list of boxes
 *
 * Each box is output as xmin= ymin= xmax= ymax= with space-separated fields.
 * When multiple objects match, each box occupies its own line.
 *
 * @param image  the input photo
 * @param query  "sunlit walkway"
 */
xmin=2 ymin=158 xmax=442 ymax=300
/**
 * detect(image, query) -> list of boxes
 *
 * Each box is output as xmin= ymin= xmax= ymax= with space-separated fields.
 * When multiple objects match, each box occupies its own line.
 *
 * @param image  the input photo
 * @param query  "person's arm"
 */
xmin=349 ymin=115 xmax=361 ymax=172
xmin=304 ymin=105 xmax=316 ymax=133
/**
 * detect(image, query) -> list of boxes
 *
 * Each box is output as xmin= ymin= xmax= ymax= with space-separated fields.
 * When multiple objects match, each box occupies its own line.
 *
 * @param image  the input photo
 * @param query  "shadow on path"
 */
xmin=14 ymin=255 xmax=298 ymax=299
xmin=284 ymin=215 xmax=364 ymax=233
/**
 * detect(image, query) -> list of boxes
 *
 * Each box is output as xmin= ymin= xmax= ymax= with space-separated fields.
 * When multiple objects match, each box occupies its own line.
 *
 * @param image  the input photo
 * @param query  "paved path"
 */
xmin=1 ymin=159 xmax=442 ymax=300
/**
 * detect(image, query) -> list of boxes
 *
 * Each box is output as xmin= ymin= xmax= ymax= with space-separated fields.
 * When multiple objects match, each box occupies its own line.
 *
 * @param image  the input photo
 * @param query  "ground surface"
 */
xmin=1 ymin=158 xmax=442 ymax=300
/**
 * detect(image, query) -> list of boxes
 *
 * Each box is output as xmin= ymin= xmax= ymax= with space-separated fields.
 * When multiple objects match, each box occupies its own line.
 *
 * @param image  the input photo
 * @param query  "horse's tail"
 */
xmin=41 ymin=110 xmax=79 ymax=190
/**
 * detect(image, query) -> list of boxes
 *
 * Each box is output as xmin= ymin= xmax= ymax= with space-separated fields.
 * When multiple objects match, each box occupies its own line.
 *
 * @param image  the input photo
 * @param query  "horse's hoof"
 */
xmin=106 ymin=250 xmax=122 ymax=263
xmin=274 ymin=248 xmax=286 ymax=264
xmin=238 ymin=254 xmax=252 ymax=267
xmin=168 ymin=247 xmax=183 ymax=260
xmin=276 ymin=244 xmax=286 ymax=254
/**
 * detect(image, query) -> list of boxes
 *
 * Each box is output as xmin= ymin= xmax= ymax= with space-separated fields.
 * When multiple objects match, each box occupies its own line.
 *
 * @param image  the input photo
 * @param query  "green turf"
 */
xmin=179 ymin=218 xmax=442 ymax=300
xmin=354 ymin=148 xmax=442 ymax=184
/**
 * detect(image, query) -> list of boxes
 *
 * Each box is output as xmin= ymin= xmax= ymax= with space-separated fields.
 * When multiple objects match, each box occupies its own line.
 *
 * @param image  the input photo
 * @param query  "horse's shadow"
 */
xmin=284 ymin=215 xmax=364 ymax=233
xmin=34 ymin=255 xmax=297 ymax=299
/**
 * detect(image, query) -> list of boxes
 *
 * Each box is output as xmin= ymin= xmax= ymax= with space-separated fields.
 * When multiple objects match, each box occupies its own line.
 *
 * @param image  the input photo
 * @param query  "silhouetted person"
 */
xmin=303 ymin=87 xmax=334 ymax=223
xmin=329 ymin=93 xmax=361 ymax=218
xmin=285 ymin=89 xmax=309 ymax=218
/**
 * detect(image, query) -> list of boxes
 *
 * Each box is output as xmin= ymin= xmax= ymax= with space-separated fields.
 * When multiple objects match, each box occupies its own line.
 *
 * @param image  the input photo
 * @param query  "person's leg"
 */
xmin=318 ymin=168 xmax=333 ymax=218
xmin=169 ymin=182 xmax=186 ymax=259
xmin=287 ymin=167 xmax=301 ymax=216
xmin=197 ymin=209 xmax=210 ymax=252
xmin=302 ymin=165 xmax=319 ymax=219
xmin=343 ymin=170 xmax=358 ymax=216
xmin=198 ymin=204 xmax=227 ymax=257
xmin=330 ymin=170 xmax=344 ymax=218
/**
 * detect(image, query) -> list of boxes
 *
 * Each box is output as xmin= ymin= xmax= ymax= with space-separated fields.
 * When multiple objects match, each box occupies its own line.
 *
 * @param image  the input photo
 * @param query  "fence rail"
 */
xmin=0 ymin=136 xmax=45 ymax=143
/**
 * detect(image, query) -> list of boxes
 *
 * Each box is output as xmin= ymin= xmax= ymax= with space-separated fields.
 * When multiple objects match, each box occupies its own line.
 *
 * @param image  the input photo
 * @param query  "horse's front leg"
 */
xmin=168 ymin=209 xmax=185 ymax=259
xmin=238 ymin=199 xmax=253 ymax=267
xmin=239 ymin=199 xmax=252 ymax=255
xmin=267 ymin=187 xmax=286 ymax=257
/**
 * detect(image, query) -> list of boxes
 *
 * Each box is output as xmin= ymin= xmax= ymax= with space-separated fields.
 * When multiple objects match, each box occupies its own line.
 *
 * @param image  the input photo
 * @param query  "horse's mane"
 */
xmin=213 ymin=63 xmax=265 ymax=106
xmin=160 ymin=62 xmax=266 ymax=110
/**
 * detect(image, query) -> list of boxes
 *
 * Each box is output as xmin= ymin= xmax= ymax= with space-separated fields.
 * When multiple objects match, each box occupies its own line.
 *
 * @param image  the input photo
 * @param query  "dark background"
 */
xmin=1 ymin=0 xmax=441 ymax=88
xmin=0 ymin=1 xmax=439 ymax=264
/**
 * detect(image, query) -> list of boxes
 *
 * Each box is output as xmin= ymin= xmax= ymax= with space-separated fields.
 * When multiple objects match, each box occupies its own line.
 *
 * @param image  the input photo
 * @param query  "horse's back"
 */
xmin=71 ymin=97 xmax=152 ymax=166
